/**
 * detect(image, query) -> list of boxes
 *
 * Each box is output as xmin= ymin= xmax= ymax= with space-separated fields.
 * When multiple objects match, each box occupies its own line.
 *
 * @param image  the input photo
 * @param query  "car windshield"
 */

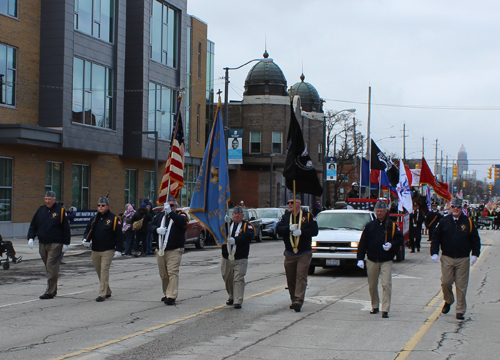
xmin=227 ymin=209 xmax=250 ymax=221
xmin=257 ymin=209 xmax=279 ymax=218
xmin=316 ymin=212 xmax=371 ymax=231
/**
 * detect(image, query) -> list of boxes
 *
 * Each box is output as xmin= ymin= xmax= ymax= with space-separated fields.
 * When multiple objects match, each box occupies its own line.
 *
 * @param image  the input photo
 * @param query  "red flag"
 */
xmin=370 ymin=169 xmax=380 ymax=185
xmin=404 ymin=165 xmax=413 ymax=186
xmin=419 ymin=158 xmax=451 ymax=201
xmin=158 ymin=97 xmax=185 ymax=204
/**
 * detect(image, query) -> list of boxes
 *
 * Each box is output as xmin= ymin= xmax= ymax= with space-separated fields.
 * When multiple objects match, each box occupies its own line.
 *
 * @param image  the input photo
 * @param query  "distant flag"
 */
xmin=189 ymin=101 xmax=231 ymax=247
xmin=158 ymin=96 xmax=185 ymax=204
xmin=397 ymin=159 xmax=413 ymax=213
xmin=370 ymin=140 xmax=399 ymax=187
xmin=420 ymin=158 xmax=452 ymax=201
xmin=458 ymin=190 xmax=463 ymax=199
xmin=410 ymin=168 xmax=421 ymax=187
xmin=361 ymin=158 xmax=370 ymax=187
xmin=283 ymin=98 xmax=323 ymax=197
xmin=426 ymin=185 xmax=432 ymax=210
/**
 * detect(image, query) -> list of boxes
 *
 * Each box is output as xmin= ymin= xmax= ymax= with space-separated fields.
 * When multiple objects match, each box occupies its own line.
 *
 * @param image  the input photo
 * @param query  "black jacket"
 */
xmin=357 ymin=217 xmax=403 ymax=262
xmin=221 ymin=220 xmax=254 ymax=260
xmin=131 ymin=208 xmax=153 ymax=234
xmin=28 ymin=204 xmax=71 ymax=245
xmin=148 ymin=210 xmax=188 ymax=250
xmin=84 ymin=210 xmax=124 ymax=252
xmin=276 ymin=211 xmax=318 ymax=254
xmin=410 ymin=209 xmax=424 ymax=235
xmin=431 ymin=214 xmax=481 ymax=258
xmin=425 ymin=211 xmax=442 ymax=229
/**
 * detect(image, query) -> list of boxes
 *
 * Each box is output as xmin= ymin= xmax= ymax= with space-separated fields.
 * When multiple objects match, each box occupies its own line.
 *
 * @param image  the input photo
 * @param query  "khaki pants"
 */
xmin=284 ymin=251 xmax=312 ymax=306
xmin=221 ymin=257 xmax=248 ymax=306
xmin=366 ymin=259 xmax=392 ymax=312
xmin=157 ymin=248 xmax=183 ymax=299
xmin=441 ymin=255 xmax=470 ymax=314
xmin=39 ymin=243 xmax=63 ymax=296
xmin=91 ymin=250 xmax=115 ymax=298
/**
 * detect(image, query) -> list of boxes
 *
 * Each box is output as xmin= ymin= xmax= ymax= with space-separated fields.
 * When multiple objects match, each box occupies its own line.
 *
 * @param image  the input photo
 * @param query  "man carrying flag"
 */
xmin=277 ymin=97 xmax=319 ymax=312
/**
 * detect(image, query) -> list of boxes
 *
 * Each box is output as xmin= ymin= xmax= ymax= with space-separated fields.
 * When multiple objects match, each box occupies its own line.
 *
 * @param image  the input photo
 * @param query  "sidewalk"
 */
xmin=7 ymin=236 xmax=89 ymax=261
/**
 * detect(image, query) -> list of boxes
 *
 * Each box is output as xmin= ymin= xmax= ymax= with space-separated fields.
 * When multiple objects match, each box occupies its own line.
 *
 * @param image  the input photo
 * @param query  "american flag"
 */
xmin=158 ymin=96 xmax=185 ymax=204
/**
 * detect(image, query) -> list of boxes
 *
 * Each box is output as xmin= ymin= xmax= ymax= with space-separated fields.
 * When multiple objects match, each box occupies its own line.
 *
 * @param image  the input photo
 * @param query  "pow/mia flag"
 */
xmin=283 ymin=101 xmax=323 ymax=197
xmin=371 ymin=140 xmax=399 ymax=187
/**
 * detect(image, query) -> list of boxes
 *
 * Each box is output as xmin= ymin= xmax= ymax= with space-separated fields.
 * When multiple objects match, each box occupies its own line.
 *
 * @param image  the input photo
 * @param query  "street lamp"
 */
xmin=323 ymin=108 xmax=356 ymax=207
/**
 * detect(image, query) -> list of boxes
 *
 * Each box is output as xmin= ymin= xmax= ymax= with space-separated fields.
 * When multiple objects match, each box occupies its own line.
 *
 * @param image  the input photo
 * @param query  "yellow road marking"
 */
xmin=395 ymin=234 xmax=493 ymax=359
xmin=51 ymin=284 xmax=286 ymax=360
xmin=424 ymin=291 xmax=442 ymax=311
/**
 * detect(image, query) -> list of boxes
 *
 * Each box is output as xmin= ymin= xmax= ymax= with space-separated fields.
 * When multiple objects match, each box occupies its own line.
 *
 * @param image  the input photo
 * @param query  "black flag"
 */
xmin=283 ymin=104 xmax=323 ymax=197
xmin=371 ymin=140 xmax=399 ymax=187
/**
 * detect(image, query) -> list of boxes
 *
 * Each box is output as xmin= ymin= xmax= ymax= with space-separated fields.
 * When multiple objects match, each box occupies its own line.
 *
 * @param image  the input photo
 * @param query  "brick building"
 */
xmin=0 ymin=0 xmax=213 ymax=237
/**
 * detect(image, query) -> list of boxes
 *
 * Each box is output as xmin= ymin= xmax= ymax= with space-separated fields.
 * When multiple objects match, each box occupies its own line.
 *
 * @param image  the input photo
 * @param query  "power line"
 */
xmin=323 ymin=98 xmax=500 ymax=111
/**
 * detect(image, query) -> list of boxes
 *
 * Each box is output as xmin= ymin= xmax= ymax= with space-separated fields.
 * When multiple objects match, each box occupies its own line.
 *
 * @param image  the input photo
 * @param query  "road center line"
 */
xmin=50 ymin=284 xmax=286 ymax=360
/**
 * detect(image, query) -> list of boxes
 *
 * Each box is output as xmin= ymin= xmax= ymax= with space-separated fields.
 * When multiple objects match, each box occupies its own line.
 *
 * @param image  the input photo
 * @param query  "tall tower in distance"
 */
xmin=457 ymin=144 xmax=468 ymax=178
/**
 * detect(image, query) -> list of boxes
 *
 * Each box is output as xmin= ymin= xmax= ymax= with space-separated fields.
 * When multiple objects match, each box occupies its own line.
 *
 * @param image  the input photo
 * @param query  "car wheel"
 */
xmin=195 ymin=232 xmax=205 ymax=249
xmin=256 ymin=229 xmax=262 ymax=242
xmin=307 ymin=265 xmax=315 ymax=275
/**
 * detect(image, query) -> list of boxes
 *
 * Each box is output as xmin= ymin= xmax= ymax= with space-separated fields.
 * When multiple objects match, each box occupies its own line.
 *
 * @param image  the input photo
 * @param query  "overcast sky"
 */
xmin=187 ymin=0 xmax=500 ymax=180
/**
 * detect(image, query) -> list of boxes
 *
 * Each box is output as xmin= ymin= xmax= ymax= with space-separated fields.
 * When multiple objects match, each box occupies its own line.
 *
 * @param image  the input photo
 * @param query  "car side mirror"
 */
xmin=250 ymin=217 xmax=255 ymax=221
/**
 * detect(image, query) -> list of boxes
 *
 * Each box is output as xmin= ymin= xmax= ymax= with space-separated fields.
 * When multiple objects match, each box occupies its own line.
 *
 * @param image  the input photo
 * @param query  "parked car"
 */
xmin=227 ymin=208 xmax=263 ymax=242
xmin=309 ymin=209 xmax=376 ymax=275
xmin=152 ymin=206 xmax=207 ymax=249
xmin=256 ymin=207 xmax=285 ymax=239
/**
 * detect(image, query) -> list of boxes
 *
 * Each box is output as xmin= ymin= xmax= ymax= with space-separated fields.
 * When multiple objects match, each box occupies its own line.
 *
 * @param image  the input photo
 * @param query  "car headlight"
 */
xmin=311 ymin=241 xmax=317 ymax=247
xmin=350 ymin=242 xmax=358 ymax=248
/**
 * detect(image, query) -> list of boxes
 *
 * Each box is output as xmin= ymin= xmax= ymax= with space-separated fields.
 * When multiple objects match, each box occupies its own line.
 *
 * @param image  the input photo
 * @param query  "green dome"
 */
xmin=290 ymin=74 xmax=323 ymax=113
xmin=243 ymin=52 xmax=288 ymax=96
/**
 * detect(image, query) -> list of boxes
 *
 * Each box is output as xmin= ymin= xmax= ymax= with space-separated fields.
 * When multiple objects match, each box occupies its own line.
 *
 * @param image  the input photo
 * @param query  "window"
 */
xmin=272 ymin=132 xmax=282 ymax=154
xmin=74 ymin=0 xmax=115 ymax=43
xmin=178 ymin=165 xmax=198 ymax=207
xmin=196 ymin=104 xmax=200 ymax=144
xmin=125 ymin=169 xmax=137 ymax=208
xmin=197 ymin=42 xmax=202 ymax=79
xmin=0 ymin=0 xmax=17 ymax=17
xmin=0 ymin=157 xmax=12 ymax=221
xmin=72 ymin=164 xmax=90 ymax=210
xmin=45 ymin=162 xmax=63 ymax=200
xmin=250 ymin=131 xmax=261 ymax=154
xmin=0 ymin=43 xmax=16 ymax=106
xmin=144 ymin=171 xmax=156 ymax=202
xmin=72 ymin=57 xmax=114 ymax=129
xmin=148 ymin=82 xmax=177 ymax=140
xmin=206 ymin=40 xmax=215 ymax=102
xmin=150 ymin=1 xmax=178 ymax=68
xmin=318 ymin=143 xmax=322 ymax=161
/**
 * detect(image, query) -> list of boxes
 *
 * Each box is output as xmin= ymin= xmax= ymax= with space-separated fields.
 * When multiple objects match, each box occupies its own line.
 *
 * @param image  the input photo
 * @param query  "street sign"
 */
xmin=326 ymin=161 xmax=337 ymax=181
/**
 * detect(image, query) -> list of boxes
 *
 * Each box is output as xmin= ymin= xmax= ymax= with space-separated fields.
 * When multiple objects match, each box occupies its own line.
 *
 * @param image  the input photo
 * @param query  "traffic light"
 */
xmin=495 ymin=167 xmax=500 ymax=180
xmin=415 ymin=163 xmax=420 ymax=169
xmin=463 ymin=181 xmax=466 ymax=188
xmin=487 ymin=167 xmax=492 ymax=179
xmin=453 ymin=165 xmax=458 ymax=177
xmin=489 ymin=184 xmax=493 ymax=190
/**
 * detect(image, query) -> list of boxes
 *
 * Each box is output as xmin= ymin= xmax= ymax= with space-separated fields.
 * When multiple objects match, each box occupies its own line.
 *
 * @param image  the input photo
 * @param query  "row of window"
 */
xmin=249 ymin=131 xmax=283 ymax=154
xmin=0 ymin=0 xmax=17 ymax=17
xmin=0 ymin=43 xmax=16 ymax=106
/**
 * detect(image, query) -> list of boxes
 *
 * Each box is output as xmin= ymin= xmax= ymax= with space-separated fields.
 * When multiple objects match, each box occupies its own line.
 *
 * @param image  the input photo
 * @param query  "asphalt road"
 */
xmin=1 ymin=231 xmax=500 ymax=360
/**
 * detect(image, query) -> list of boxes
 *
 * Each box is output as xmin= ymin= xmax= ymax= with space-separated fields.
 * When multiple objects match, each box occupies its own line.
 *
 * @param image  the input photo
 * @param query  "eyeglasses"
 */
xmin=287 ymin=201 xmax=299 ymax=204
xmin=451 ymin=205 xmax=459 ymax=209
xmin=97 ymin=204 xmax=107 ymax=207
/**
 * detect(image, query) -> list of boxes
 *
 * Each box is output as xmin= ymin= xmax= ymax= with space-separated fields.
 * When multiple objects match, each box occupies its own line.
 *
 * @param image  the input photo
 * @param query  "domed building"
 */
xmin=226 ymin=52 xmax=324 ymax=212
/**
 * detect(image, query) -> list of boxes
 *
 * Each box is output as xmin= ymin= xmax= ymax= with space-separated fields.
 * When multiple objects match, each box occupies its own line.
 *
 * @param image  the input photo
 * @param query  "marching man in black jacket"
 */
xmin=28 ymin=191 xmax=71 ymax=299
xmin=431 ymin=198 xmax=481 ymax=320
xmin=221 ymin=205 xmax=254 ymax=309
xmin=425 ymin=201 xmax=442 ymax=241
xmin=148 ymin=195 xmax=188 ymax=306
xmin=276 ymin=194 xmax=319 ymax=312
xmin=357 ymin=200 xmax=403 ymax=318
xmin=83 ymin=196 xmax=123 ymax=302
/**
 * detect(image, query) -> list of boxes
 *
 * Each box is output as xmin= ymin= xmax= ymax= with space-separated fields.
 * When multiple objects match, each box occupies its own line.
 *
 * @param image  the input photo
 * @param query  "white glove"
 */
xmin=164 ymin=203 xmax=171 ymax=214
xmin=82 ymin=239 xmax=90 ymax=248
xmin=62 ymin=245 xmax=69 ymax=252
xmin=382 ymin=242 xmax=392 ymax=251
xmin=292 ymin=229 xmax=302 ymax=237
xmin=28 ymin=239 xmax=34 ymax=249
xmin=289 ymin=224 xmax=298 ymax=231
xmin=471 ymin=255 xmax=477 ymax=264
xmin=156 ymin=227 xmax=167 ymax=235
xmin=357 ymin=260 xmax=364 ymax=269
xmin=225 ymin=215 xmax=231 ymax=223
xmin=431 ymin=254 xmax=439 ymax=263
xmin=114 ymin=251 xmax=122 ymax=258
xmin=227 ymin=237 xmax=235 ymax=245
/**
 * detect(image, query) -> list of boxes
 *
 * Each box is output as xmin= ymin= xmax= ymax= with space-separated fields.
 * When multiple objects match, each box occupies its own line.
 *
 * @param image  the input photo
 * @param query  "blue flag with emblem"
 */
xmin=189 ymin=102 xmax=231 ymax=247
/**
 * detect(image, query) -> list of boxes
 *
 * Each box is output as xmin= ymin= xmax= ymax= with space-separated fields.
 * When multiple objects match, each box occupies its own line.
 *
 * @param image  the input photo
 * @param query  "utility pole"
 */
xmin=401 ymin=123 xmax=407 ymax=160
xmin=366 ymin=86 xmax=371 ymax=199
xmin=353 ymin=117 xmax=358 ymax=181
xmin=445 ymin=155 xmax=449 ymax=184
xmin=440 ymin=150 xmax=443 ymax=181
xmin=422 ymin=136 xmax=425 ymax=158
xmin=434 ymin=139 xmax=438 ymax=175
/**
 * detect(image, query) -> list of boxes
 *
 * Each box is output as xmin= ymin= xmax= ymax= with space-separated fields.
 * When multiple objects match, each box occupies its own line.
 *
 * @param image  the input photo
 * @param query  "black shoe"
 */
xmin=382 ymin=312 xmax=389 ymax=318
xmin=226 ymin=299 xmax=234 ymax=305
xmin=410 ymin=250 xmax=415 ymax=253
xmin=289 ymin=304 xmax=294 ymax=309
xmin=39 ymin=293 xmax=54 ymax=300
xmin=105 ymin=294 xmax=111 ymax=298
xmin=417 ymin=248 xmax=420 ymax=252
xmin=60 ymin=261 xmax=66 ymax=265
xmin=234 ymin=304 xmax=242 ymax=309
xmin=165 ymin=298 xmax=175 ymax=305
xmin=456 ymin=313 xmax=465 ymax=320
xmin=96 ymin=296 xmax=105 ymax=302
xmin=12 ymin=255 xmax=22 ymax=264
xmin=161 ymin=296 xmax=167 ymax=302
xmin=442 ymin=302 xmax=451 ymax=314
xmin=370 ymin=308 xmax=379 ymax=314
xmin=291 ymin=303 xmax=301 ymax=312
